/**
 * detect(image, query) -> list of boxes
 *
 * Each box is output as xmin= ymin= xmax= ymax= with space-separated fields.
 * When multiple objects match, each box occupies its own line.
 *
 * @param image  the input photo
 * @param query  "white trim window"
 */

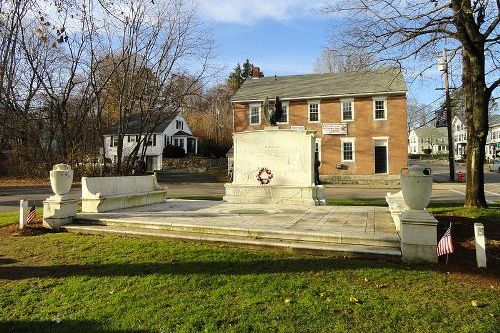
xmin=277 ymin=102 xmax=289 ymax=124
xmin=308 ymin=100 xmax=320 ymax=123
xmin=110 ymin=136 xmax=119 ymax=147
xmin=341 ymin=99 xmax=354 ymax=122
xmin=315 ymin=138 xmax=322 ymax=161
xmin=341 ymin=138 xmax=355 ymax=162
xmin=249 ymin=104 xmax=261 ymax=125
xmin=373 ymin=97 xmax=387 ymax=120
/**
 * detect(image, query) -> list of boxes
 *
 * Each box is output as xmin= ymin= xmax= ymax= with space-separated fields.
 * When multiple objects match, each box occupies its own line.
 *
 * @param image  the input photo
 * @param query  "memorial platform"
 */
xmin=63 ymin=200 xmax=401 ymax=259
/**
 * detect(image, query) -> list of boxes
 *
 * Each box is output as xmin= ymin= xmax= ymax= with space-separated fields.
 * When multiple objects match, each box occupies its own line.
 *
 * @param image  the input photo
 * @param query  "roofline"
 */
xmin=231 ymin=90 xmax=407 ymax=103
xmin=103 ymin=131 xmax=164 ymax=136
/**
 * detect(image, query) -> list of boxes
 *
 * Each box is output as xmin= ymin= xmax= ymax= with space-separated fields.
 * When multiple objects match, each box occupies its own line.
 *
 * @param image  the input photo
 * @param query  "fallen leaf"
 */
xmin=284 ymin=298 xmax=291 ymax=304
xmin=364 ymin=277 xmax=369 ymax=282
xmin=349 ymin=296 xmax=359 ymax=303
xmin=52 ymin=317 xmax=62 ymax=324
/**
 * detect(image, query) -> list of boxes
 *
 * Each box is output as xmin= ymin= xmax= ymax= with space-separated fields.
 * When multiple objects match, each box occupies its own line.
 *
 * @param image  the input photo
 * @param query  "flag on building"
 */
xmin=26 ymin=205 xmax=36 ymax=224
xmin=437 ymin=225 xmax=454 ymax=256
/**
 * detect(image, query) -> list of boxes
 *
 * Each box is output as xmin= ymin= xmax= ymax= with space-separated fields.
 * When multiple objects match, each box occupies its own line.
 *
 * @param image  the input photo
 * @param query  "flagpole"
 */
xmin=445 ymin=222 xmax=452 ymax=265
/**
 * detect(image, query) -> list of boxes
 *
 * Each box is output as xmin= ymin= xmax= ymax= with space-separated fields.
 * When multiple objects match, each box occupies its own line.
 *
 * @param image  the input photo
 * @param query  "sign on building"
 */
xmin=322 ymin=123 xmax=348 ymax=135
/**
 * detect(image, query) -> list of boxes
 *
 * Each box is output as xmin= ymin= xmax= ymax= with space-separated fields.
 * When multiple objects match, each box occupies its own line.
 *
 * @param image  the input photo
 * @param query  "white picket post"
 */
xmin=474 ymin=223 xmax=487 ymax=268
xmin=19 ymin=200 xmax=28 ymax=229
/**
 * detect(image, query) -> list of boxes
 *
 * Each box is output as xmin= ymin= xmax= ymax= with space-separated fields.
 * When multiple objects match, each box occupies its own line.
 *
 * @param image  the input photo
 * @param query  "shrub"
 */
xmin=163 ymin=145 xmax=186 ymax=158
xmin=198 ymin=139 xmax=230 ymax=158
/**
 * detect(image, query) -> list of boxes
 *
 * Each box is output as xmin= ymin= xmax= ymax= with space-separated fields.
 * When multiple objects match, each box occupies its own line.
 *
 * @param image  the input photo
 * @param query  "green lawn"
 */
xmin=0 ymin=232 xmax=499 ymax=333
xmin=0 ymin=208 xmax=43 ymax=227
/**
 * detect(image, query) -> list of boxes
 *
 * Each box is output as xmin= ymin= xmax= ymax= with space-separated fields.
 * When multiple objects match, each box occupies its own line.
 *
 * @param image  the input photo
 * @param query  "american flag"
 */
xmin=437 ymin=225 xmax=454 ymax=256
xmin=26 ymin=205 xmax=36 ymax=224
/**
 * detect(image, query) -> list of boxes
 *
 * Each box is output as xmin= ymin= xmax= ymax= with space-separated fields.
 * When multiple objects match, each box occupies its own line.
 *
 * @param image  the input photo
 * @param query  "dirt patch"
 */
xmin=0 ymin=220 xmax=57 ymax=237
xmin=434 ymin=215 xmax=499 ymax=286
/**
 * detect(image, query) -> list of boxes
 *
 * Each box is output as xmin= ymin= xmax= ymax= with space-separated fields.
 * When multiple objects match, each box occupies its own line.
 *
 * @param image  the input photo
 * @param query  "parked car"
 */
xmin=489 ymin=160 xmax=500 ymax=172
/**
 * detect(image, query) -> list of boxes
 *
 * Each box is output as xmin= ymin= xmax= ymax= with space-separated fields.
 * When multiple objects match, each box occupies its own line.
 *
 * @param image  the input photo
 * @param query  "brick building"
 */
xmin=231 ymin=68 xmax=408 ymax=182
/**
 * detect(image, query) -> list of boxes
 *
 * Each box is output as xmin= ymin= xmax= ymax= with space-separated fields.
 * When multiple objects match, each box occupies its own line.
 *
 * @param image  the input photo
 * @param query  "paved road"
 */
xmin=1 ymin=181 xmax=498 ymax=213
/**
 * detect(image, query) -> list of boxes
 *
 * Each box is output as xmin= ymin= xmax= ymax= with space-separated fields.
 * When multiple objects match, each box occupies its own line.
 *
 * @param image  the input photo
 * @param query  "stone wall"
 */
xmin=161 ymin=157 xmax=227 ymax=173
xmin=320 ymin=174 xmax=400 ymax=188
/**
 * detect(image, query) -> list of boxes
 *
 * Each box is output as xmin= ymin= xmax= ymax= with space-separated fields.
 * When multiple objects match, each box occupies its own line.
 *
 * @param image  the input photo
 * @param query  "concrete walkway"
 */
xmin=65 ymin=200 xmax=401 ymax=259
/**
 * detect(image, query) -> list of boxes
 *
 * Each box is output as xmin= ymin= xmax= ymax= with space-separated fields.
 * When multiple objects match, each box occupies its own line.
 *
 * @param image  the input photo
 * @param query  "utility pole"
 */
xmin=439 ymin=49 xmax=456 ymax=181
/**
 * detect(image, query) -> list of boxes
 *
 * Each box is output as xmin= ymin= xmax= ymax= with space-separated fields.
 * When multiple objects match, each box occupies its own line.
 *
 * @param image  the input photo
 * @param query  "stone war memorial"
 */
xmin=224 ymin=96 xmax=325 ymax=206
xmin=223 ymin=127 xmax=326 ymax=205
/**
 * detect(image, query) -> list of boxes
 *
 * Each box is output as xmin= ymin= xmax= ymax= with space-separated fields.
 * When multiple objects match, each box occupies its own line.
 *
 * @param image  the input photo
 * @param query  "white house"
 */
xmin=408 ymin=127 xmax=448 ymax=154
xmin=486 ymin=115 xmax=500 ymax=161
xmin=104 ymin=111 xmax=198 ymax=171
xmin=452 ymin=116 xmax=467 ymax=160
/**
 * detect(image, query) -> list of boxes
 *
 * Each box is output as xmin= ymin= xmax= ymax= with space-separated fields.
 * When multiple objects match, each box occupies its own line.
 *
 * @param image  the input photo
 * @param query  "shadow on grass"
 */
xmin=0 ymin=320 xmax=151 ymax=333
xmin=0 ymin=257 xmax=418 ymax=281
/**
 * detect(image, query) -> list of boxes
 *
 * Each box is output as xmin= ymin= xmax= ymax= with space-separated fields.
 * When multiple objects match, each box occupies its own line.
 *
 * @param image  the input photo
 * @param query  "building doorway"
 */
xmin=373 ymin=138 xmax=388 ymax=174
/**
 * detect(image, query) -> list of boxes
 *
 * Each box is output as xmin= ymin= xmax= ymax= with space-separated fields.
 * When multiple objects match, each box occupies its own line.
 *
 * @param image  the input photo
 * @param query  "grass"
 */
xmin=427 ymin=202 xmax=500 ymax=223
xmin=0 ymin=208 xmax=43 ymax=227
xmin=0 ymin=232 xmax=498 ymax=333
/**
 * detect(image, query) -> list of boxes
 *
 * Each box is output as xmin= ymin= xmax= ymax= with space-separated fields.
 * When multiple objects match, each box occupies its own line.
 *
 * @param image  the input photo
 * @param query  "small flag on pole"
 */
xmin=26 ymin=205 xmax=36 ymax=224
xmin=437 ymin=224 xmax=454 ymax=256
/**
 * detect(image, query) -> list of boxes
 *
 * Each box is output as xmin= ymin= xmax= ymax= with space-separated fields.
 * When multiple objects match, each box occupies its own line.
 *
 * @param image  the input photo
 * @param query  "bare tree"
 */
xmin=321 ymin=0 xmax=499 ymax=208
xmin=313 ymin=47 xmax=373 ymax=73
xmin=92 ymin=0 xmax=215 ymax=173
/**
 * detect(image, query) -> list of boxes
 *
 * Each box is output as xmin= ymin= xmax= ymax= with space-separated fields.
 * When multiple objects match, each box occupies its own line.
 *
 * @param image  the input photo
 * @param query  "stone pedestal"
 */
xmin=43 ymin=195 xmax=78 ymax=230
xmin=224 ymin=128 xmax=326 ymax=206
xmin=400 ymin=210 xmax=438 ymax=263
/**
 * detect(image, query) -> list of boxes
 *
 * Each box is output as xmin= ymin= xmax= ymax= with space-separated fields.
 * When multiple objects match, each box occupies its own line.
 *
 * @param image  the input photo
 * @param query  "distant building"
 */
xmin=408 ymin=127 xmax=448 ymax=154
xmin=452 ymin=116 xmax=467 ymax=160
xmin=452 ymin=115 xmax=500 ymax=161
xmin=486 ymin=115 xmax=500 ymax=161
xmin=104 ymin=111 xmax=198 ymax=171
xmin=231 ymin=67 xmax=408 ymax=178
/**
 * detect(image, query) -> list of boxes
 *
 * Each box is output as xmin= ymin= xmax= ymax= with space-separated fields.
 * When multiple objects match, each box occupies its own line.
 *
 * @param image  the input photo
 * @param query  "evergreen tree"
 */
xmin=228 ymin=59 xmax=254 ymax=93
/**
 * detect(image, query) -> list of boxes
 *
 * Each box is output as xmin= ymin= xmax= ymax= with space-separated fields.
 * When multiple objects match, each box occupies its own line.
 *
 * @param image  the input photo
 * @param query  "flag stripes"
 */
xmin=26 ymin=205 xmax=36 ymax=224
xmin=437 ymin=225 xmax=454 ymax=256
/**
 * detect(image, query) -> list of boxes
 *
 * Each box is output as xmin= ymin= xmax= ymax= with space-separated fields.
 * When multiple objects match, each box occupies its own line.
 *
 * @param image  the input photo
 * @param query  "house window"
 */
xmin=308 ymin=101 xmax=320 ymax=122
xmin=174 ymin=138 xmax=179 ymax=146
xmin=110 ymin=136 xmax=119 ymax=147
xmin=147 ymin=135 xmax=156 ymax=147
xmin=176 ymin=120 xmax=183 ymax=130
xmin=277 ymin=102 xmax=289 ymax=124
xmin=373 ymin=98 xmax=387 ymax=120
xmin=249 ymin=104 xmax=260 ymax=125
xmin=341 ymin=99 xmax=354 ymax=121
xmin=179 ymin=138 xmax=184 ymax=150
xmin=341 ymin=138 xmax=355 ymax=162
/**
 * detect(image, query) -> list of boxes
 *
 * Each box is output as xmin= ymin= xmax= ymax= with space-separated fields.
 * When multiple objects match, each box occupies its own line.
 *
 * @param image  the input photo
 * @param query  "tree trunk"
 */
xmin=462 ymin=50 xmax=488 ymax=208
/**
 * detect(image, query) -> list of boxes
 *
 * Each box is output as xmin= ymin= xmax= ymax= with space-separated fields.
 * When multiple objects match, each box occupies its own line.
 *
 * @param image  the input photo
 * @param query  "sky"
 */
xmin=198 ymin=0 xmax=447 ymax=109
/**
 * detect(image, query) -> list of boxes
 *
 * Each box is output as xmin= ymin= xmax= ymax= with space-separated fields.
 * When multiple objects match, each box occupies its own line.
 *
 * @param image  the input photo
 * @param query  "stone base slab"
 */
xmin=43 ymin=198 xmax=78 ymax=230
xmin=223 ymin=184 xmax=326 ymax=206
xmin=400 ymin=210 xmax=438 ymax=263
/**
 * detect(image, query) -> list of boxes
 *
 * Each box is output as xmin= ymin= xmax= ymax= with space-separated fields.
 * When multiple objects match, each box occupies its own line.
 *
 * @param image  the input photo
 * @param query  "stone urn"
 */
xmin=50 ymin=164 xmax=74 ymax=196
xmin=400 ymin=165 xmax=432 ymax=210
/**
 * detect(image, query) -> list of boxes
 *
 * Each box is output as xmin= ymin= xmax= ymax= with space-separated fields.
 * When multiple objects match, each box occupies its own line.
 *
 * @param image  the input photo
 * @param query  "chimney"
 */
xmin=251 ymin=66 xmax=264 ymax=78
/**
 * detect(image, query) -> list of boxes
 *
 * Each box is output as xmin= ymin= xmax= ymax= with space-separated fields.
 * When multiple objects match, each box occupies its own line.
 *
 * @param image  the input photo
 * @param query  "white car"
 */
xmin=489 ymin=160 xmax=500 ymax=172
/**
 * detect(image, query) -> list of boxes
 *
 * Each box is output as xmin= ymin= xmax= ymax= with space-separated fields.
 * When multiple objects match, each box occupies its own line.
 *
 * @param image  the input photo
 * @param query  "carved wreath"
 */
xmin=257 ymin=167 xmax=273 ymax=185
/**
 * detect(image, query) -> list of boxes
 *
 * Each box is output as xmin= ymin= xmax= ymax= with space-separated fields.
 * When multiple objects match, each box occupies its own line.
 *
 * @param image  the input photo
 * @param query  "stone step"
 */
xmin=63 ymin=224 xmax=402 ymax=260
xmin=74 ymin=217 xmax=400 ymax=249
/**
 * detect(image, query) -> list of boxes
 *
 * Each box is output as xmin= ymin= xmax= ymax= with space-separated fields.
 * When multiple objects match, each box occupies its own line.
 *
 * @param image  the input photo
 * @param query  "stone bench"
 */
xmin=81 ymin=175 xmax=167 ymax=213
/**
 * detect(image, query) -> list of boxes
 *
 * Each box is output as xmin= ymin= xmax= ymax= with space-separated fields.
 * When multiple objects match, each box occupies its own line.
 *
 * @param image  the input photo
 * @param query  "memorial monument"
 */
xmin=224 ymin=96 xmax=326 ymax=206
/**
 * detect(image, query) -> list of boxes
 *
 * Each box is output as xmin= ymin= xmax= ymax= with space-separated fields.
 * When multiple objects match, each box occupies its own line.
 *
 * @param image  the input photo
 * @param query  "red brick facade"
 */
xmin=233 ymin=94 xmax=408 ymax=175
